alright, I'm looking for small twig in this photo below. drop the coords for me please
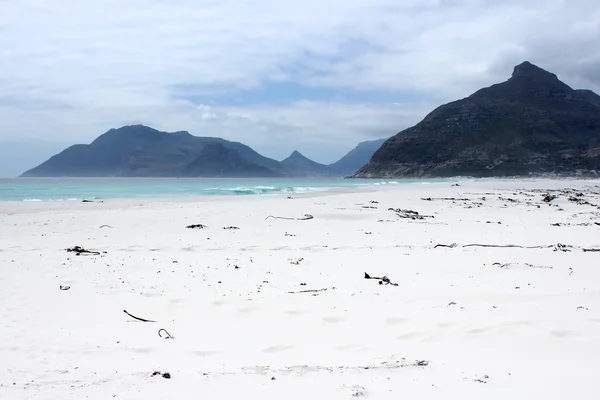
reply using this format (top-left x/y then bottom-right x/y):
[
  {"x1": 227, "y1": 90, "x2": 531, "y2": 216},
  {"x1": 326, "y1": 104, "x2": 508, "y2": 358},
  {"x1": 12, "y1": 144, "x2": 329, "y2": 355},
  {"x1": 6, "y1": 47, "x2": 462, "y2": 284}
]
[
  {"x1": 186, "y1": 224, "x2": 207, "y2": 229},
  {"x1": 99, "y1": 225, "x2": 113, "y2": 229},
  {"x1": 158, "y1": 328, "x2": 174, "y2": 339},
  {"x1": 123, "y1": 309, "x2": 156, "y2": 322},
  {"x1": 266, "y1": 214, "x2": 314, "y2": 221},
  {"x1": 288, "y1": 287, "x2": 334, "y2": 294}
]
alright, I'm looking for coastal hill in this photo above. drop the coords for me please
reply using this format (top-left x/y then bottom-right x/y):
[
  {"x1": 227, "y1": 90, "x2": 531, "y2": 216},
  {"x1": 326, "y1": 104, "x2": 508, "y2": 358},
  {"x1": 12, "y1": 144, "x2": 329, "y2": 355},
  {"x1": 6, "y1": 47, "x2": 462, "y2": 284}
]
[
  {"x1": 281, "y1": 150, "x2": 332, "y2": 177},
  {"x1": 328, "y1": 138, "x2": 388, "y2": 176},
  {"x1": 21, "y1": 125, "x2": 385, "y2": 178},
  {"x1": 354, "y1": 61, "x2": 600, "y2": 177}
]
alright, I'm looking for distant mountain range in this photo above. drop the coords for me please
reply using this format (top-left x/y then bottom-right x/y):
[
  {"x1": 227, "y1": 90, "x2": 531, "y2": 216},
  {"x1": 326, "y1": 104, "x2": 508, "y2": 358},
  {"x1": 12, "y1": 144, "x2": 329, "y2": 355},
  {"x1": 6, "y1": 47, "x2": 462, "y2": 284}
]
[
  {"x1": 354, "y1": 61, "x2": 600, "y2": 177},
  {"x1": 21, "y1": 125, "x2": 388, "y2": 178}
]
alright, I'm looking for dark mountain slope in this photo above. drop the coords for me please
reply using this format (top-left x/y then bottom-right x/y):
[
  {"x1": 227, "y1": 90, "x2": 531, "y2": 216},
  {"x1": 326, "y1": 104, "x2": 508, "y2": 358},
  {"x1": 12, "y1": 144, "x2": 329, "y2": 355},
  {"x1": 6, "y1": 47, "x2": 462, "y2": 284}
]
[
  {"x1": 328, "y1": 138, "x2": 388, "y2": 176},
  {"x1": 22, "y1": 125, "x2": 283, "y2": 177},
  {"x1": 280, "y1": 150, "x2": 334, "y2": 177},
  {"x1": 354, "y1": 62, "x2": 600, "y2": 178}
]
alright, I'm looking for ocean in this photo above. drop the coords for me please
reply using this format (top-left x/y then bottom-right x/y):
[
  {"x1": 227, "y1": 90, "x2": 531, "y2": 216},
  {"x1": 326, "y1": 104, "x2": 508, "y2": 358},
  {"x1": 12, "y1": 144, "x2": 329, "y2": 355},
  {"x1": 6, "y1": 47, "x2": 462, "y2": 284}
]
[{"x1": 0, "y1": 177, "x2": 462, "y2": 202}]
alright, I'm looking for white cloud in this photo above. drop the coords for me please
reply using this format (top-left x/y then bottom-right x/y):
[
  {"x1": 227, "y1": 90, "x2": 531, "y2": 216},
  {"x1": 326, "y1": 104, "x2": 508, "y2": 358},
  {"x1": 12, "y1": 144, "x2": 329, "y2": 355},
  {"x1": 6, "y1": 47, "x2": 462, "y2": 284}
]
[{"x1": 0, "y1": 0, "x2": 598, "y2": 167}]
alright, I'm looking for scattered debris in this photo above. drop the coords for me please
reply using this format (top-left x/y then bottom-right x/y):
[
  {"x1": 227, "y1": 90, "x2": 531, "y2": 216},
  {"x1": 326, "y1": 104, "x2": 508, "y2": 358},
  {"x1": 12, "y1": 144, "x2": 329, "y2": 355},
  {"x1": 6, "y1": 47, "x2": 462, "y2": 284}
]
[
  {"x1": 158, "y1": 328, "x2": 174, "y2": 339},
  {"x1": 152, "y1": 371, "x2": 171, "y2": 379},
  {"x1": 492, "y1": 262, "x2": 553, "y2": 269},
  {"x1": 364, "y1": 272, "x2": 399, "y2": 286},
  {"x1": 123, "y1": 309, "x2": 156, "y2": 323},
  {"x1": 59, "y1": 285, "x2": 71, "y2": 291},
  {"x1": 266, "y1": 214, "x2": 314, "y2": 221},
  {"x1": 288, "y1": 257, "x2": 304, "y2": 265},
  {"x1": 542, "y1": 194, "x2": 557, "y2": 203},
  {"x1": 186, "y1": 224, "x2": 207, "y2": 229},
  {"x1": 416, "y1": 360, "x2": 429, "y2": 366},
  {"x1": 223, "y1": 226, "x2": 240, "y2": 230},
  {"x1": 422, "y1": 197, "x2": 470, "y2": 201},
  {"x1": 369, "y1": 200, "x2": 379, "y2": 204},
  {"x1": 577, "y1": 306, "x2": 589, "y2": 311},
  {"x1": 66, "y1": 246, "x2": 101, "y2": 255}
]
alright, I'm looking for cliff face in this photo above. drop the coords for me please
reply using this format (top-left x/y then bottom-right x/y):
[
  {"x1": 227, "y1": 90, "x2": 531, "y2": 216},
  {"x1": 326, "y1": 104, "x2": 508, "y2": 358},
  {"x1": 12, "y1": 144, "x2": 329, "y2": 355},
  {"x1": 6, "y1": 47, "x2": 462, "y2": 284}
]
[{"x1": 354, "y1": 62, "x2": 600, "y2": 178}]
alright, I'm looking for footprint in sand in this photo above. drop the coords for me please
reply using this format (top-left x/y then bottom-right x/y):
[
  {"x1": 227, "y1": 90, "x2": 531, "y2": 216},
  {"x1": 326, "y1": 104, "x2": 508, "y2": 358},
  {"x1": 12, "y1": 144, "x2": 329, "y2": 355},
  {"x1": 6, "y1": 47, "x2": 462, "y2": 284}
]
[
  {"x1": 550, "y1": 330, "x2": 583, "y2": 339},
  {"x1": 262, "y1": 345, "x2": 294, "y2": 353},
  {"x1": 237, "y1": 307, "x2": 256, "y2": 315},
  {"x1": 396, "y1": 331, "x2": 435, "y2": 341},
  {"x1": 385, "y1": 317, "x2": 409, "y2": 325},
  {"x1": 193, "y1": 350, "x2": 222, "y2": 357},
  {"x1": 322, "y1": 316, "x2": 346, "y2": 324}
]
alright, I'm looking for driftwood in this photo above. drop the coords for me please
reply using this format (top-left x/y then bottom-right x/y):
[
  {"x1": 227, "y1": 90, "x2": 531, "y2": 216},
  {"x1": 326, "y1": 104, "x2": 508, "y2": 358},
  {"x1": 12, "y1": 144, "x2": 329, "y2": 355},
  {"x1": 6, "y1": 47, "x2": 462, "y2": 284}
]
[
  {"x1": 158, "y1": 328, "x2": 174, "y2": 339},
  {"x1": 99, "y1": 225, "x2": 113, "y2": 229},
  {"x1": 186, "y1": 224, "x2": 207, "y2": 229},
  {"x1": 364, "y1": 272, "x2": 399, "y2": 286},
  {"x1": 388, "y1": 208, "x2": 434, "y2": 220},
  {"x1": 288, "y1": 287, "x2": 334, "y2": 294},
  {"x1": 266, "y1": 214, "x2": 314, "y2": 221},
  {"x1": 422, "y1": 197, "x2": 470, "y2": 201},
  {"x1": 223, "y1": 226, "x2": 240, "y2": 230},
  {"x1": 434, "y1": 243, "x2": 576, "y2": 252},
  {"x1": 583, "y1": 248, "x2": 600, "y2": 252},
  {"x1": 123, "y1": 309, "x2": 155, "y2": 322},
  {"x1": 66, "y1": 246, "x2": 101, "y2": 255}
]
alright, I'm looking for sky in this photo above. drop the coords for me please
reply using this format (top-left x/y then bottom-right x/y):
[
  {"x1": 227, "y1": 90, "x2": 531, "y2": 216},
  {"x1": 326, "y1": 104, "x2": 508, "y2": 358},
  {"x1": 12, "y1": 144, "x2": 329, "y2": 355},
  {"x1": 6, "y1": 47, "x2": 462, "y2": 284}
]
[{"x1": 1, "y1": 0, "x2": 599, "y2": 176}]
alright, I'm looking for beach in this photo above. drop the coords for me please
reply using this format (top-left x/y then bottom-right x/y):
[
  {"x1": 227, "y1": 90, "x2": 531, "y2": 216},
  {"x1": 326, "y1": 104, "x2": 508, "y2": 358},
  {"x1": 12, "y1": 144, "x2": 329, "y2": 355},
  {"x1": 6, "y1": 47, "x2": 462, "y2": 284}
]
[{"x1": 1, "y1": 179, "x2": 600, "y2": 399}]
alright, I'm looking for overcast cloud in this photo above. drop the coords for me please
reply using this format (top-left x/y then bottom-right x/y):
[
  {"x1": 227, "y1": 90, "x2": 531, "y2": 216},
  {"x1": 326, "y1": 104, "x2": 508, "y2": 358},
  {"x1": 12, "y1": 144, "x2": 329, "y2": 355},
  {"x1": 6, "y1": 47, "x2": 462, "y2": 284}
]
[{"x1": 0, "y1": 0, "x2": 599, "y2": 175}]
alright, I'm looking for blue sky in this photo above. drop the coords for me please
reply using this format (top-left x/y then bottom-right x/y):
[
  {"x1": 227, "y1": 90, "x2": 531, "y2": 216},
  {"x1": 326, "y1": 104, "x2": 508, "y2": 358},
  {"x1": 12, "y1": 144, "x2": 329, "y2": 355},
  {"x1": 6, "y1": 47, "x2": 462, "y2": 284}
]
[{"x1": 0, "y1": 0, "x2": 599, "y2": 176}]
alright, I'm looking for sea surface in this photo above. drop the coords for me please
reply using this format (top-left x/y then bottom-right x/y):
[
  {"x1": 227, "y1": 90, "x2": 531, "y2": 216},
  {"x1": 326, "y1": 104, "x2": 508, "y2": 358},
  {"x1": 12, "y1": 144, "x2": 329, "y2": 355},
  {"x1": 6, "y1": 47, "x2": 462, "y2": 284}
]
[{"x1": 0, "y1": 177, "x2": 463, "y2": 202}]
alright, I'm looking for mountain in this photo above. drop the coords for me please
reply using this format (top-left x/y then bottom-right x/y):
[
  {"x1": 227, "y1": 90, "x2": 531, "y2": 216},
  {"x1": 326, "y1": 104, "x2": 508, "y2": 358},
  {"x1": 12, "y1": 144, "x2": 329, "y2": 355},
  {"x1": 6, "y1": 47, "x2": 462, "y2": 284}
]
[
  {"x1": 354, "y1": 61, "x2": 600, "y2": 178},
  {"x1": 22, "y1": 125, "x2": 284, "y2": 177},
  {"x1": 184, "y1": 143, "x2": 279, "y2": 177},
  {"x1": 280, "y1": 150, "x2": 333, "y2": 177},
  {"x1": 328, "y1": 138, "x2": 388, "y2": 176}
]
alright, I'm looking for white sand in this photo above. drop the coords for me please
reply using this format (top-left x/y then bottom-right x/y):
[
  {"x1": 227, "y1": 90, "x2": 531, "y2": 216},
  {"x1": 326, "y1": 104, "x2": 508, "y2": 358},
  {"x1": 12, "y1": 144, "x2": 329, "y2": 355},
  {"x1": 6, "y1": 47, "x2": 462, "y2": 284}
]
[{"x1": 1, "y1": 179, "x2": 600, "y2": 399}]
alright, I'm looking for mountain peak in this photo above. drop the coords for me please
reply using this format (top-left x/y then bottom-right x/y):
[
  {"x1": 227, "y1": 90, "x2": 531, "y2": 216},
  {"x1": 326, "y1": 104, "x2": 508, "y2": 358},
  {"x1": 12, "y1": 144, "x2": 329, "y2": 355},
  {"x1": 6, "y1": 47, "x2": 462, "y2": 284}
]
[{"x1": 511, "y1": 61, "x2": 559, "y2": 81}]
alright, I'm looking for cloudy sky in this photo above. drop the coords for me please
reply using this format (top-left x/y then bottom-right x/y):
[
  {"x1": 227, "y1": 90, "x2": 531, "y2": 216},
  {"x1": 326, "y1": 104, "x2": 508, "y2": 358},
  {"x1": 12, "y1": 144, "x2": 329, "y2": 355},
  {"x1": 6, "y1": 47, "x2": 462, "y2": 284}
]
[{"x1": 1, "y1": 0, "x2": 599, "y2": 176}]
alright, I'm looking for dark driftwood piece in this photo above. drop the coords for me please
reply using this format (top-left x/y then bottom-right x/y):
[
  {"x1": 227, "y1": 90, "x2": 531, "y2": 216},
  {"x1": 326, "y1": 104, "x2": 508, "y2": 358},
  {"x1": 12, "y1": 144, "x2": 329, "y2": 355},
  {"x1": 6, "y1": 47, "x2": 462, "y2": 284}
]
[
  {"x1": 288, "y1": 287, "x2": 334, "y2": 294},
  {"x1": 266, "y1": 214, "x2": 314, "y2": 221},
  {"x1": 364, "y1": 272, "x2": 399, "y2": 286},
  {"x1": 434, "y1": 243, "x2": 576, "y2": 252},
  {"x1": 422, "y1": 197, "x2": 470, "y2": 201},
  {"x1": 388, "y1": 208, "x2": 434, "y2": 220},
  {"x1": 123, "y1": 309, "x2": 156, "y2": 322},
  {"x1": 66, "y1": 246, "x2": 101, "y2": 255},
  {"x1": 223, "y1": 226, "x2": 240, "y2": 230},
  {"x1": 186, "y1": 224, "x2": 207, "y2": 229},
  {"x1": 583, "y1": 248, "x2": 600, "y2": 252}
]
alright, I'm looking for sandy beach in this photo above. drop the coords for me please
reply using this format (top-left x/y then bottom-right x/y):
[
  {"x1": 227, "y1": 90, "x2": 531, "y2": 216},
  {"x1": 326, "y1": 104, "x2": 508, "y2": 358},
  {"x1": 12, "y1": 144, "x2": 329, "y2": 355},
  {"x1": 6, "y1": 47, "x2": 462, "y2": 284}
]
[{"x1": 1, "y1": 179, "x2": 600, "y2": 399}]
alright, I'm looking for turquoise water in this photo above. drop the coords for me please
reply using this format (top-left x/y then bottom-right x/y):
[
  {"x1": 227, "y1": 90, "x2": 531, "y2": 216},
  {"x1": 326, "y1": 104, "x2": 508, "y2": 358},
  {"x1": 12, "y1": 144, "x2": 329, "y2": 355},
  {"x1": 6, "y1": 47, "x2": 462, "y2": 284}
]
[{"x1": 0, "y1": 177, "x2": 460, "y2": 202}]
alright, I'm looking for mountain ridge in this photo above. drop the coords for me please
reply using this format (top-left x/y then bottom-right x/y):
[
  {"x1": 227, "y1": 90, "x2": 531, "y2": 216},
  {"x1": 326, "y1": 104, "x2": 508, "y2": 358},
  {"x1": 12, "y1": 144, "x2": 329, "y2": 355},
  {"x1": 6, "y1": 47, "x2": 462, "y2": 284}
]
[
  {"x1": 21, "y1": 125, "x2": 385, "y2": 178},
  {"x1": 354, "y1": 61, "x2": 600, "y2": 178}
]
